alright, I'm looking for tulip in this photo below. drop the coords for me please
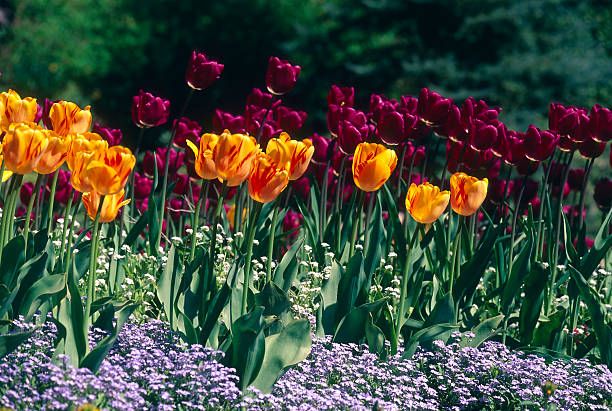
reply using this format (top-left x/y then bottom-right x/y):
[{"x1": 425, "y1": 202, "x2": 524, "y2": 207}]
[
  {"x1": 578, "y1": 135, "x2": 606, "y2": 159},
  {"x1": 92, "y1": 123, "x2": 123, "y2": 146},
  {"x1": 131, "y1": 90, "x2": 170, "y2": 128},
  {"x1": 20, "y1": 182, "x2": 35, "y2": 206},
  {"x1": 512, "y1": 177, "x2": 538, "y2": 205},
  {"x1": 265, "y1": 133, "x2": 291, "y2": 170},
  {"x1": 215, "y1": 131, "x2": 259, "y2": 186},
  {"x1": 246, "y1": 88, "x2": 275, "y2": 109},
  {"x1": 187, "y1": 132, "x2": 219, "y2": 180},
  {"x1": 405, "y1": 182, "x2": 450, "y2": 224},
  {"x1": 417, "y1": 88, "x2": 452, "y2": 126},
  {"x1": 0, "y1": 90, "x2": 38, "y2": 131},
  {"x1": 567, "y1": 169, "x2": 585, "y2": 191},
  {"x1": 310, "y1": 133, "x2": 331, "y2": 165},
  {"x1": 86, "y1": 145, "x2": 135, "y2": 196},
  {"x1": 523, "y1": 125, "x2": 559, "y2": 161},
  {"x1": 337, "y1": 110, "x2": 371, "y2": 155},
  {"x1": 71, "y1": 150, "x2": 103, "y2": 193},
  {"x1": 133, "y1": 172, "x2": 153, "y2": 199},
  {"x1": 594, "y1": 178, "x2": 612, "y2": 209},
  {"x1": 589, "y1": 104, "x2": 612, "y2": 143},
  {"x1": 369, "y1": 94, "x2": 399, "y2": 124},
  {"x1": 82, "y1": 189, "x2": 130, "y2": 223},
  {"x1": 327, "y1": 85, "x2": 354, "y2": 107},
  {"x1": 468, "y1": 119, "x2": 498, "y2": 152},
  {"x1": 450, "y1": 172, "x2": 488, "y2": 216},
  {"x1": 49, "y1": 100, "x2": 92, "y2": 136},
  {"x1": 0, "y1": 143, "x2": 13, "y2": 182},
  {"x1": 293, "y1": 176, "x2": 310, "y2": 202},
  {"x1": 248, "y1": 152, "x2": 289, "y2": 203},
  {"x1": 265, "y1": 56, "x2": 301, "y2": 95},
  {"x1": 2, "y1": 123, "x2": 49, "y2": 174},
  {"x1": 34, "y1": 130, "x2": 71, "y2": 174},
  {"x1": 213, "y1": 110, "x2": 245, "y2": 134},
  {"x1": 503, "y1": 132, "x2": 526, "y2": 167},
  {"x1": 282, "y1": 210, "x2": 303, "y2": 240},
  {"x1": 142, "y1": 147, "x2": 184, "y2": 177},
  {"x1": 378, "y1": 110, "x2": 418, "y2": 145},
  {"x1": 549, "y1": 103, "x2": 590, "y2": 143},
  {"x1": 276, "y1": 106, "x2": 307, "y2": 133},
  {"x1": 488, "y1": 178, "x2": 514, "y2": 205},
  {"x1": 352, "y1": 142, "x2": 398, "y2": 192},
  {"x1": 185, "y1": 51, "x2": 224, "y2": 90},
  {"x1": 172, "y1": 117, "x2": 202, "y2": 149},
  {"x1": 273, "y1": 132, "x2": 314, "y2": 180},
  {"x1": 67, "y1": 132, "x2": 107, "y2": 171}
]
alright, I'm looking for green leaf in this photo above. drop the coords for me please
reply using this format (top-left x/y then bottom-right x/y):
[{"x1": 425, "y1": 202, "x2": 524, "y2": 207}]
[
  {"x1": 568, "y1": 265, "x2": 612, "y2": 369},
  {"x1": 199, "y1": 283, "x2": 230, "y2": 346},
  {"x1": 80, "y1": 301, "x2": 139, "y2": 373},
  {"x1": 561, "y1": 213, "x2": 578, "y2": 264},
  {"x1": 365, "y1": 312, "x2": 386, "y2": 355},
  {"x1": 19, "y1": 274, "x2": 65, "y2": 322},
  {"x1": 272, "y1": 237, "x2": 303, "y2": 293},
  {"x1": 424, "y1": 293, "x2": 456, "y2": 327},
  {"x1": 255, "y1": 282, "x2": 291, "y2": 319},
  {"x1": 402, "y1": 323, "x2": 458, "y2": 359},
  {"x1": 157, "y1": 245, "x2": 181, "y2": 328},
  {"x1": 0, "y1": 235, "x2": 26, "y2": 289},
  {"x1": 461, "y1": 315, "x2": 504, "y2": 348},
  {"x1": 533, "y1": 308, "x2": 566, "y2": 349},
  {"x1": 0, "y1": 328, "x2": 35, "y2": 358},
  {"x1": 578, "y1": 208, "x2": 612, "y2": 279},
  {"x1": 319, "y1": 259, "x2": 342, "y2": 335},
  {"x1": 123, "y1": 211, "x2": 148, "y2": 247},
  {"x1": 230, "y1": 307, "x2": 266, "y2": 390},
  {"x1": 251, "y1": 319, "x2": 312, "y2": 393},
  {"x1": 381, "y1": 184, "x2": 406, "y2": 256},
  {"x1": 519, "y1": 263, "x2": 549, "y2": 345},
  {"x1": 363, "y1": 196, "x2": 383, "y2": 295},
  {"x1": 501, "y1": 234, "x2": 534, "y2": 315},
  {"x1": 333, "y1": 298, "x2": 388, "y2": 343},
  {"x1": 334, "y1": 252, "x2": 366, "y2": 326}
]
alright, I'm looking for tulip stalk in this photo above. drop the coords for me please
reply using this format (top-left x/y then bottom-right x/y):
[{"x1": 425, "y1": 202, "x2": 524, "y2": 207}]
[
  {"x1": 349, "y1": 190, "x2": 366, "y2": 258},
  {"x1": 242, "y1": 202, "x2": 263, "y2": 315},
  {"x1": 47, "y1": 170, "x2": 60, "y2": 232},
  {"x1": 84, "y1": 194, "x2": 105, "y2": 352},
  {"x1": 507, "y1": 175, "x2": 528, "y2": 279},
  {"x1": 395, "y1": 226, "x2": 421, "y2": 347},
  {"x1": 23, "y1": 174, "x2": 43, "y2": 254},
  {"x1": 363, "y1": 192, "x2": 376, "y2": 255},
  {"x1": 189, "y1": 179, "x2": 207, "y2": 261},
  {"x1": 335, "y1": 157, "x2": 347, "y2": 250},
  {"x1": 265, "y1": 201, "x2": 280, "y2": 284},
  {"x1": 536, "y1": 155, "x2": 556, "y2": 260},
  {"x1": 207, "y1": 182, "x2": 229, "y2": 281},
  {"x1": 64, "y1": 194, "x2": 82, "y2": 274},
  {"x1": 319, "y1": 161, "x2": 331, "y2": 242},
  {"x1": 576, "y1": 158, "x2": 595, "y2": 236}
]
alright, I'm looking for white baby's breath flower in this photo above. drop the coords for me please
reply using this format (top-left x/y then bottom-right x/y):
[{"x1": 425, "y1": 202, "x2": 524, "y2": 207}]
[
  {"x1": 185, "y1": 228, "x2": 194, "y2": 235},
  {"x1": 388, "y1": 252, "x2": 397, "y2": 258},
  {"x1": 321, "y1": 242, "x2": 330, "y2": 248},
  {"x1": 355, "y1": 244, "x2": 363, "y2": 251},
  {"x1": 304, "y1": 245, "x2": 312, "y2": 253},
  {"x1": 252, "y1": 239, "x2": 260, "y2": 246},
  {"x1": 234, "y1": 231, "x2": 244, "y2": 238}
]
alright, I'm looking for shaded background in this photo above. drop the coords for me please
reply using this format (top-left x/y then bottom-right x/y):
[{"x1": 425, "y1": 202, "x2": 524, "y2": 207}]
[{"x1": 0, "y1": 0, "x2": 611, "y2": 149}]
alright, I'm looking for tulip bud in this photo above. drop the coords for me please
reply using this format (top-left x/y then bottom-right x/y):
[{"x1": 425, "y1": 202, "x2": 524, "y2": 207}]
[
  {"x1": 589, "y1": 104, "x2": 612, "y2": 143},
  {"x1": 352, "y1": 142, "x2": 398, "y2": 192},
  {"x1": 172, "y1": 117, "x2": 201, "y2": 149},
  {"x1": 143, "y1": 147, "x2": 184, "y2": 177},
  {"x1": 310, "y1": 133, "x2": 331, "y2": 165},
  {"x1": 333, "y1": 108, "x2": 369, "y2": 154},
  {"x1": 274, "y1": 133, "x2": 314, "y2": 180},
  {"x1": 512, "y1": 178, "x2": 538, "y2": 205},
  {"x1": 503, "y1": 132, "x2": 525, "y2": 167},
  {"x1": 131, "y1": 90, "x2": 170, "y2": 128},
  {"x1": 450, "y1": 172, "x2": 488, "y2": 216},
  {"x1": 369, "y1": 94, "x2": 399, "y2": 124},
  {"x1": 567, "y1": 169, "x2": 585, "y2": 192},
  {"x1": 282, "y1": 210, "x2": 303, "y2": 240},
  {"x1": 405, "y1": 182, "x2": 450, "y2": 224},
  {"x1": 35, "y1": 130, "x2": 71, "y2": 174},
  {"x1": 186, "y1": 133, "x2": 219, "y2": 180},
  {"x1": 20, "y1": 182, "x2": 35, "y2": 206},
  {"x1": 578, "y1": 135, "x2": 606, "y2": 159},
  {"x1": 185, "y1": 51, "x2": 224, "y2": 90},
  {"x1": 265, "y1": 56, "x2": 301, "y2": 95},
  {"x1": 92, "y1": 123, "x2": 123, "y2": 147},
  {"x1": 488, "y1": 178, "x2": 514, "y2": 205},
  {"x1": 417, "y1": 88, "x2": 452, "y2": 126},
  {"x1": 327, "y1": 85, "x2": 354, "y2": 107},
  {"x1": 292, "y1": 177, "x2": 310, "y2": 202},
  {"x1": 594, "y1": 178, "x2": 612, "y2": 209},
  {"x1": 523, "y1": 125, "x2": 559, "y2": 161}
]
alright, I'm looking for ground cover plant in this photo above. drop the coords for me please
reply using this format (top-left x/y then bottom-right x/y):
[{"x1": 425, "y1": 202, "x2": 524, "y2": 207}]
[{"x1": 0, "y1": 52, "x2": 611, "y2": 409}]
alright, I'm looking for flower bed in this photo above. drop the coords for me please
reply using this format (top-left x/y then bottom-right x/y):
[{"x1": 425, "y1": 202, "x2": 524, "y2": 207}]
[{"x1": 2, "y1": 319, "x2": 611, "y2": 410}]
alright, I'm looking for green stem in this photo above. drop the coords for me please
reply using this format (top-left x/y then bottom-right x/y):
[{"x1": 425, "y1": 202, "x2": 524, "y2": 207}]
[
  {"x1": 47, "y1": 170, "x2": 60, "y2": 233},
  {"x1": 449, "y1": 218, "x2": 462, "y2": 296},
  {"x1": 84, "y1": 194, "x2": 105, "y2": 353},
  {"x1": 395, "y1": 226, "x2": 420, "y2": 346},
  {"x1": 508, "y1": 176, "x2": 528, "y2": 279},
  {"x1": 130, "y1": 127, "x2": 146, "y2": 220},
  {"x1": 64, "y1": 194, "x2": 82, "y2": 274},
  {"x1": 319, "y1": 161, "x2": 330, "y2": 241},
  {"x1": 242, "y1": 202, "x2": 263, "y2": 315},
  {"x1": 189, "y1": 179, "x2": 208, "y2": 261},
  {"x1": 364, "y1": 192, "x2": 376, "y2": 255},
  {"x1": 349, "y1": 191, "x2": 366, "y2": 258},
  {"x1": 24, "y1": 174, "x2": 43, "y2": 255},
  {"x1": 576, "y1": 157, "x2": 595, "y2": 235},
  {"x1": 536, "y1": 155, "x2": 555, "y2": 260},
  {"x1": 58, "y1": 191, "x2": 74, "y2": 266},
  {"x1": 335, "y1": 157, "x2": 347, "y2": 251},
  {"x1": 208, "y1": 182, "x2": 229, "y2": 280},
  {"x1": 266, "y1": 201, "x2": 280, "y2": 284},
  {"x1": 395, "y1": 143, "x2": 408, "y2": 206},
  {"x1": 5, "y1": 175, "x2": 23, "y2": 248}
]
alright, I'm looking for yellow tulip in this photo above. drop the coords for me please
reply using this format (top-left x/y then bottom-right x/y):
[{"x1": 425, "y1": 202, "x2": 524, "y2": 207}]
[
  {"x1": 67, "y1": 132, "x2": 107, "y2": 171},
  {"x1": 49, "y1": 101, "x2": 92, "y2": 136},
  {"x1": 0, "y1": 90, "x2": 38, "y2": 132},
  {"x1": 265, "y1": 133, "x2": 291, "y2": 170},
  {"x1": 270, "y1": 132, "x2": 314, "y2": 180},
  {"x1": 71, "y1": 150, "x2": 102, "y2": 193},
  {"x1": 2, "y1": 123, "x2": 49, "y2": 174},
  {"x1": 248, "y1": 152, "x2": 289, "y2": 203},
  {"x1": 0, "y1": 143, "x2": 13, "y2": 182},
  {"x1": 82, "y1": 189, "x2": 130, "y2": 223},
  {"x1": 352, "y1": 142, "x2": 398, "y2": 192},
  {"x1": 86, "y1": 146, "x2": 135, "y2": 196},
  {"x1": 34, "y1": 131, "x2": 72, "y2": 174},
  {"x1": 405, "y1": 182, "x2": 450, "y2": 224},
  {"x1": 215, "y1": 130, "x2": 259, "y2": 186},
  {"x1": 186, "y1": 133, "x2": 219, "y2": 179},
  {"x1": 450, "y1": 172, "x2": 488, "y2": 216}
]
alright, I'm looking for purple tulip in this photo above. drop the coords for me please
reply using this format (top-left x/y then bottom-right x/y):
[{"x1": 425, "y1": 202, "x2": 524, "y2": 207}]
[
  {"x1": 276, "y1": 106, "x2": 307, "y2": 133},
  {"x1": 578, "y1": 135, "x2": 607, "y2": 159},
  {"x1": 567, "y1": 168, "x2": 585, "y2": 191},
  {"x1": 246, "y1": 88, "x2": 276, "y2": 109},
  {"x1": 132, "y1": 90, "x2": 170, "y2": 128},
  {"x1": 589, "y1": 104, "x2": 612, "y2": 143},
  {"x1": 417, "y1": 88, "x2": 452, "y2": 126},
  {"x1": 172, "y1": 117, "x2": 201, "y2": 149},
  {"x1": 185, "y1": 51, "x2": 224, "y2": 90},
  {"x1": 212, "y1": 110, "x2": 245, "y2": 134},
  {"x1": 265, "y1": 56, "x2": 301, "y2": 95},
  {"x1": 523, "y1": 125, "x2": 558, "y2": 161},
  {"x1": 594, "y1": 178, "x2": 612, "y2": 209},
  {"x1": 93, "y1": 123, "x2": 123, "y2": 147},
  {"x1": 327, "y1": 85, "x2": 354, "y2": 107},
  {"x1": 549, "y1": 103, "x2": 590, "y2": 143},
  {"x1": 378, "y1": 110, "x2": 418, "y2": 145}
]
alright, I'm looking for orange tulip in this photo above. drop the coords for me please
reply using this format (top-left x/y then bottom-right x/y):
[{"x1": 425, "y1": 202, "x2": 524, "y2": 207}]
[
  {"x1": 71, "y1": 150, "x2": 104, "y2": 193},
  {"x1": 450, "y1": 172, "x2": 488, "y2": 216},
  {"x1": 0, "y1": 90, "x2": 38, "y2": 132},
  {"x1": 82, "y1": 189, "x2": 130, "y2": 223},
  {"x1": 248, "y1": 152, "x2": 289, "y2": 203},
  {"x1": 187, "y1": 133, "x2": 219, "y2": 179},
  {"x1": 0, "y1": 143, "x2": 13, "y2": 182},
  {"x1": 405, "y1": 182, "x2": 450, "y2": 224},
  {"x1": 269, "y1": 132, "x2": 313, "y2": 180},
  {"x1": 86, "y1": 146, "x2": 136, "y2": 196},
  {"x1": 352, "y1": 142, "x2": 398, "y2": 192},
  {"x1": 34, "y1": 131, "x2": 72, "y2": 174},
  {"x1": 2, "y1": 123, "x2": 49, "y2": 174},
  {"x1": 214, "y1": 130, "x2": 259, "y2": 186},
  {"x1": 49, "y1": 101, "x2": 92, "y2": 136},
  {"x1": 67, "y1": 132, "x2": 107, "y2": 171},
  {"x1": 265, "y1": 133, "x2": 291, "y2": 171}
]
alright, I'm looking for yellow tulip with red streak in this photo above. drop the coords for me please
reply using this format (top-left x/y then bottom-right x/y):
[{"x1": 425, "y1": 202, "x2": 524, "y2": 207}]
[
  {"x1": 405, "y1": 182, "x2": 450, "y2": 224},
  {"x1": 186, "y1": 133, "x2": 219, "y2": 179},
  {"x1": 214, "y1": 130, "x2": 259, "y2": 186},
  {"x1": 86, "y1": 146, "x2": 136, "y2": 196},
  {"x1": 82, "y1": 189, "x2": 130, "y2": 223},
  {"x1": 270, "y1": 132, "x2": 313, "y2": 180},
  {"x1": 49, "y1": 101, "x2": 92, "y2": 136},
  {"x1": 0, "y1": 90, "x2": 38, "y2": 132},
  {"x1": 450, "y1": 172, "x2": 488, "y2": 216},
  {"x1": 2, "y1": 123, "x2": 49, "y2": 174},
  {"x1": 248, "y1": 152, "x2": 290, "y2": 203},
  {"x1": 35, "y1": 131, "x2": 72, "y2": 174},
  {"x1": 352, "y1": 142, "x2": 398, "y2": 192}
]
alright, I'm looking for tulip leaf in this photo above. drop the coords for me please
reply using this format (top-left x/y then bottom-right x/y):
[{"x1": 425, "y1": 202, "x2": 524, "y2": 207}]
[
  {"x1": 199, "y1": 283, "x2": 230, "y2": 346},
  {"x1": 381, "y1": 184, "x2": 406, "y2": 255},
  {"x1": 519, "y1": 263, "x2": 549, "y2": 345},
  {"x1": 365, "y1": 312, "x2": 386, "y2": 355},
  {"x1": 230, "y1": 307, "x2": 266, "y2": 390},
  {"x1": 123, "y1": 211, "x2": 148, "y2": 247},
  {"x1": 363, "y1": 196, "x2": 383, "y2": 295},
  {"x1": 273, "y1": 237, "x2": 303, "y2": 293},
  {"x1": 333, "y1": 298, "x2": 388, "y2": 344},
  {"x1": 578, "y1": 207, "x2": 612, "y2": 280},
  {"x1": 461, "y1": 314, "x2": 504, "y2": 348},
  {"x1": 501, "y1": 233, "x2": 534, "y2": 315},
  {"x1": 251, "y1": 319, "x2": 312, "y2": 393},
  {"x1": 0, "y1": 328, "x2": 36, "y2": 359},
  {"x1": 319, "y1": 259, "x2": 342, "y2": 335},
  {"x1": 19, "y1": 273, "x2": 65, "y2": 322},
  {"x1": 334, "y1": 252, "x2": 365, "y2": 327},
  {"x1": 255, "y1": 281, "x2": 291, "y2": 319},
  {"x1": 402, "y1": 323, "x2": 459, "y2": 359},
  {"x1": 0, "y1": 235, "x2": 26, "y2": 289},
  {"x1": 424, "y1": 293, "x2": 456, "y2": 327}
]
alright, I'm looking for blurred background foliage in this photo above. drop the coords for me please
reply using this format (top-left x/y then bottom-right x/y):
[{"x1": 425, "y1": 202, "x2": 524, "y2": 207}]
[{"x1": 0, "y1": 0, "x2": 611, "y2": 148}]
